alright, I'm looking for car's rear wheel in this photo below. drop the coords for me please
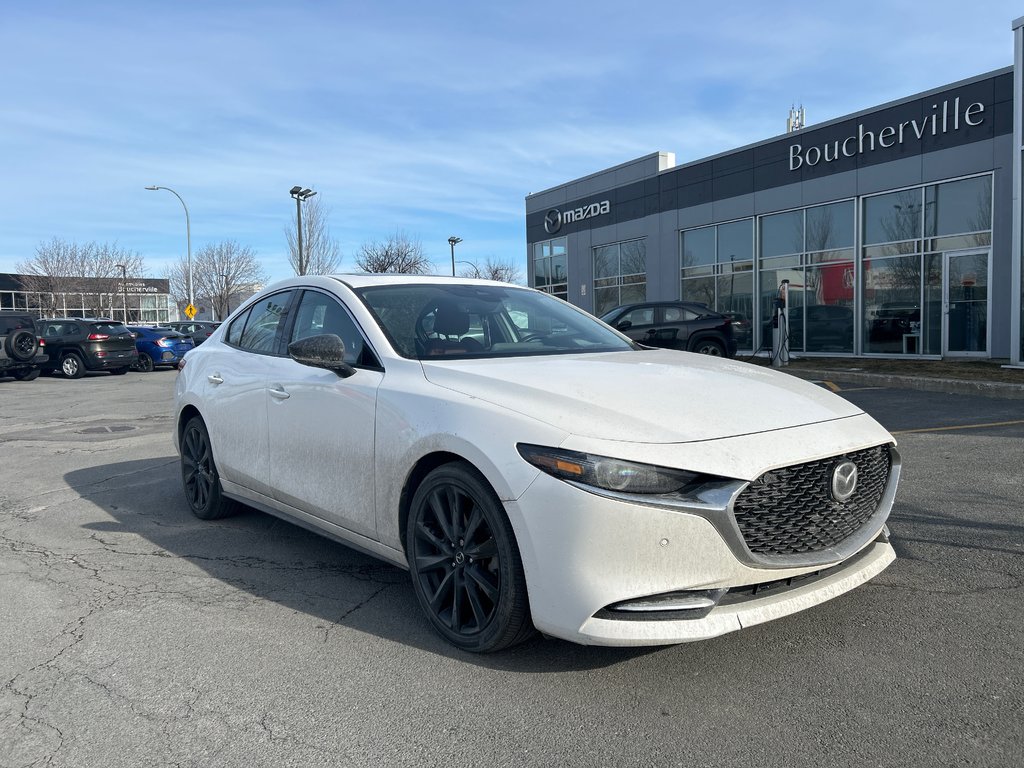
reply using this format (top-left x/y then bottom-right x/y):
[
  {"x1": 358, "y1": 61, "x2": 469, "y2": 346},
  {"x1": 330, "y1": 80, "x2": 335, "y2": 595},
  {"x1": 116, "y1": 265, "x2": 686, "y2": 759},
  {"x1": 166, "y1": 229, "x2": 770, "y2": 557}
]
[
  {"x1": 692, "y1": 338, "x2": 725, "y2": 356},
  {"x1": 406, "y1": 462, "x2": 533, "y2": 652},
  {"x1": 12, "y1": 368, "x2": 41, "y2": 381},
  {"x1": 61, "y1": 352, "x2": 85, "y2": 378},
  {"x1": 136, "y1": 352, "x2": 154, "y2": 373},
  {"x1": 180, "y1": 416, "x2": 239, "y2": 520}
]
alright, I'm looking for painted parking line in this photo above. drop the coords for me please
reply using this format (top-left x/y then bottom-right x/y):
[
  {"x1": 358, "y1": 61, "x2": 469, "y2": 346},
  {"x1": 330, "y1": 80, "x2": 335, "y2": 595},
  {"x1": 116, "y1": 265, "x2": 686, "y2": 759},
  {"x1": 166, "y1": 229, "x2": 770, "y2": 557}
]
[{"x1": 893, "y1": 419, "x2": 1024, "y2": 435}]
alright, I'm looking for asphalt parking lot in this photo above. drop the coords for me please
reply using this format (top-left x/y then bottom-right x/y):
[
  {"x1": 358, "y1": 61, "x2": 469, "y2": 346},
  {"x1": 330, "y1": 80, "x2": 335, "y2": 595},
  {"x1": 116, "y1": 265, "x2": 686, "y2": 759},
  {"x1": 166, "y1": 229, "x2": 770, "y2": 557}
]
[{"x1": 1, "y1": 370, "x2": 1021, "y2": 767}]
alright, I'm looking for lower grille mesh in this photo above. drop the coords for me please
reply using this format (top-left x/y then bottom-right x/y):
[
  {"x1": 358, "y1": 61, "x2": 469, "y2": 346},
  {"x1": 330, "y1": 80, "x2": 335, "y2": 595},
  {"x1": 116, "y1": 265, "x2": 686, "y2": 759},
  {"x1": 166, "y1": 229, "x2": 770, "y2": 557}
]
[{"x1": 732, "y1": 445, "x2": 892, "y2": 556}]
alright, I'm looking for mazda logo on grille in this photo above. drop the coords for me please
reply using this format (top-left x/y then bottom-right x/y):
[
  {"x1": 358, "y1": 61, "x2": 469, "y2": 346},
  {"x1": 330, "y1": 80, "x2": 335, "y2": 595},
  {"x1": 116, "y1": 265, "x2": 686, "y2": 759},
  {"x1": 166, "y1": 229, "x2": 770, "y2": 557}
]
[
  {"x1": 543, "y1": 209, "x2": 562, "y2": 234},
  {"x1": 830, "y1": 460, "x2": 858, "y2": 501}
]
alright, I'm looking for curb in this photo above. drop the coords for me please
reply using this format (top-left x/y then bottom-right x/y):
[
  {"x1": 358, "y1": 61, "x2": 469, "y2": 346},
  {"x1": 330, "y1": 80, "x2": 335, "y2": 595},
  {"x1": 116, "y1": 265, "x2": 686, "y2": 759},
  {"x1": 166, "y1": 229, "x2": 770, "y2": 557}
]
[{"x1": 780, "y1": 368, "x2": 1024, "y2": 400}]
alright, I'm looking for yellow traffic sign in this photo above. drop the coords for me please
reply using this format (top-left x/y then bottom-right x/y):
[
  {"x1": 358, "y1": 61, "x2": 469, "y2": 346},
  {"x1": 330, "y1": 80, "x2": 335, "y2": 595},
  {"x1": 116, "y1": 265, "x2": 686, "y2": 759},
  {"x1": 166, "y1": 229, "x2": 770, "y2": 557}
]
[{"x1": 185, "y1": 303, "x2": 197, "y2": 319}]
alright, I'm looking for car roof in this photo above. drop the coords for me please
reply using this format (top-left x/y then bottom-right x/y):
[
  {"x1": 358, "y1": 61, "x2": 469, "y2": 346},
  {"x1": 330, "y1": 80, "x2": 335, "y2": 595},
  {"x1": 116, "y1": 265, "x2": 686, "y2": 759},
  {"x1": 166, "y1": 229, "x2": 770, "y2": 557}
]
[{"x1": 328, "y1": 274, "x2": 518, "y2": 290}]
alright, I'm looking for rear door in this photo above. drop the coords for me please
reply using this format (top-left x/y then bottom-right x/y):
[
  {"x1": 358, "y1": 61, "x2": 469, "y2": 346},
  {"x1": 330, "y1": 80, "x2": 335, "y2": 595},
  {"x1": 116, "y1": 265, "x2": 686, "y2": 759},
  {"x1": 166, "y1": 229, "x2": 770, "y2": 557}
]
[{"x1": 201, "y1": 291, "x2": 295, "y2": 498}]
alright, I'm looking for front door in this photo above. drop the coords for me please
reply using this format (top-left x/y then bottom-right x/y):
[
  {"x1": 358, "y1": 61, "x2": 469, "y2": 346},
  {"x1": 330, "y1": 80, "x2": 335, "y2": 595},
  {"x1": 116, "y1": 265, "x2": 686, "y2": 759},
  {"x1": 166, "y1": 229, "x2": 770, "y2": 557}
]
[{"x1": 943, "y1": 250, "x2": 989, "y2": 357}]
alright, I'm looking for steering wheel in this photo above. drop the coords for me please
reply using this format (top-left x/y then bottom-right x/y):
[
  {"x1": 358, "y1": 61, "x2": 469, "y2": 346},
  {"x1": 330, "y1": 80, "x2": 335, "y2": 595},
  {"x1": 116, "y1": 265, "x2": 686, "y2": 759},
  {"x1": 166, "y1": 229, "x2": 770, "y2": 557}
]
[{"x1": 517, "y1": 330, "x2": 550, "y2": 343}]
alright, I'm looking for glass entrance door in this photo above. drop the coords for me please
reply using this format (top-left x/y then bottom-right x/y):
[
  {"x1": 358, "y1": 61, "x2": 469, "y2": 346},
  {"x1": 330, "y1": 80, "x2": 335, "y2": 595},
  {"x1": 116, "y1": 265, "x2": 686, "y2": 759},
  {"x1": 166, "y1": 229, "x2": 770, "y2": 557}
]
[{"x1": 943, "y1": 250, "x2": 989, "y2": 356}]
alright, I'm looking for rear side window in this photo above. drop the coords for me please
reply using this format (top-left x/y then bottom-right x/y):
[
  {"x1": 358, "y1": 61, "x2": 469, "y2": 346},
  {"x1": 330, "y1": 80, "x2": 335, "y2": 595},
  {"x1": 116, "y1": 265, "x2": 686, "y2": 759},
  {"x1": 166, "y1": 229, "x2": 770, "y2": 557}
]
[{"x1": 233, "y1": 291, "x2": 294, "y2": 354}]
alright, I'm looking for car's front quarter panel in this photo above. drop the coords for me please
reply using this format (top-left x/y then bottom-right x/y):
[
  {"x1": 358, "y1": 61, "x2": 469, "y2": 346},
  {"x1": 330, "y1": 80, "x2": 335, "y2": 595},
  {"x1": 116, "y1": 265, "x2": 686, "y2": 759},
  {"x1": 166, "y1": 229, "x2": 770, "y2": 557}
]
[{"x1": 371, "y1": 359, "x2": 569, "y2": 552}]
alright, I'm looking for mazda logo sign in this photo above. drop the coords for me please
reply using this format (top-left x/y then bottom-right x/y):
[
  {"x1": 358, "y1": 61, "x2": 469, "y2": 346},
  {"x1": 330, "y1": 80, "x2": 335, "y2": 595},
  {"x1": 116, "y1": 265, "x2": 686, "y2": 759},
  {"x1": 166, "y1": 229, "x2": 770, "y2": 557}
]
[
  {"x1": 830, "y1": 460, "x2": 858, "y2": 502},
  {"x1": 544, "y1": 209, "x2": 562, "y2": 234}
]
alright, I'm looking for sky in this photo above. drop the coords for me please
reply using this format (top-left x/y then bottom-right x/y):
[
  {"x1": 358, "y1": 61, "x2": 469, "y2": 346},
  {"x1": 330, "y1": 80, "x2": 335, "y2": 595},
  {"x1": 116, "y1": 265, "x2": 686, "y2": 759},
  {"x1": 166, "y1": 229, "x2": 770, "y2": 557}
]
[{"x1": 2, "y1": 1, "x2": 1022, "y2": 288}]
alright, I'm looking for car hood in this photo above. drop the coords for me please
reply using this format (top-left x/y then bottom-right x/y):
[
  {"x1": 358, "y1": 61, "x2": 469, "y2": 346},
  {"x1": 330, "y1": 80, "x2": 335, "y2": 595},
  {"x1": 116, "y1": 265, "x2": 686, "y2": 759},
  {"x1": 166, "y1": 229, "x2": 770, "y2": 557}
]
[{"x1": 420, "y1": 349, "x2": 863, "y2": 443}]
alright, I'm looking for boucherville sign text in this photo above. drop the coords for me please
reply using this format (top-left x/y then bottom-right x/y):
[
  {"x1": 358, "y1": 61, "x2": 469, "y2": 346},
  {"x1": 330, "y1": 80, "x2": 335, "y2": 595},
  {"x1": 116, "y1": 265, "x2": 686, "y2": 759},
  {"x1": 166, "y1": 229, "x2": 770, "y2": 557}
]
[{"x1": 789, "y1": 97, "x2": 985, "y2": 171}]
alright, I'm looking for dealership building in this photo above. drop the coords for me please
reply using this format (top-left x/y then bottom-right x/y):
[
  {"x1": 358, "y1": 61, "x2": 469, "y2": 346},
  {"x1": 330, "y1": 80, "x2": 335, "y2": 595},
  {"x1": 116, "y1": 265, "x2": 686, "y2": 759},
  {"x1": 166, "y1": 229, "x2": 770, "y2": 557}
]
[{"x1": 526, "y1": 19, "x2": 1024, "y2": 366}]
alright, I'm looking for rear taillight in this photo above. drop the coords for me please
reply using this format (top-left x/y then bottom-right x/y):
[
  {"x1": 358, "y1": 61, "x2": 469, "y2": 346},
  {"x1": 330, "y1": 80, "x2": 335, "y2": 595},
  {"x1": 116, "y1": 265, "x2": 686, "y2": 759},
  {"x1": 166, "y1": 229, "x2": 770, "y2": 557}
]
[
  {"x1": 38, "y1": 338, "x2": 45, "y2": 347},
  {"x1": 157, "y1": 337, "x2": 174, "y2": 347},
  {"x1": 87, "y1": 333, "x2": 109, "y2": 341}
]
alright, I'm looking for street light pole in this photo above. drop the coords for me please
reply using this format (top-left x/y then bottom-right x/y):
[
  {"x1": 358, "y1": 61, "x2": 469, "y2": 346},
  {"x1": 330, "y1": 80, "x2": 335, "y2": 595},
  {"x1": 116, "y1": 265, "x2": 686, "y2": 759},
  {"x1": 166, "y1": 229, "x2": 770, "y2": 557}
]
[
  {"x1": 448, "y1": 236, "x2": 462, "y2": 276},
  {"x1": 289, "y1": 186, "x2": 317, "y2": 275},
  {"x1": 145, "y1": 185, "x2": 193, "y2": 312},
  {"x1": 220, "y1": 273, "x2": 229, "y2": 318},
  {"x1": 115, "y1": 263, "x2": 128, "y2": 324}
]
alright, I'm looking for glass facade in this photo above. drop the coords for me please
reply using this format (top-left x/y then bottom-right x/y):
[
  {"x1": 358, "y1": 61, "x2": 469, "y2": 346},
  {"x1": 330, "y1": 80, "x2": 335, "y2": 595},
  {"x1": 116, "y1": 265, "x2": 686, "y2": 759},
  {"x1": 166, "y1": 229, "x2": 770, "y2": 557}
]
[
  {"x1": 0, "y1": 286, "x2": 175, "y2": 323},
  {"x1": 674, "y1": 173, "x2": 993, "y2": 356},
  {"x1": 593, "y1": 239, "x2": 646, "y2": 317},
  {"x1": 533, "y1": 238, "x2": 568, "y2": 300}
]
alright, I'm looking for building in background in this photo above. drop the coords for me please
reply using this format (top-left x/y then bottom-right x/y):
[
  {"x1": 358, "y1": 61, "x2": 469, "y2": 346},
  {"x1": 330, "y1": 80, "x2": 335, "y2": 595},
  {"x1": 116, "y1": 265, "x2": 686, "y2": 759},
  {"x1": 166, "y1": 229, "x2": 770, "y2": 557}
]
[
  {"x1": 527, "y1": 19, "x2": 1024, "y2": 366},
  {"x1": 0, "y1": 273, "x2": 175, "y2": 323}
]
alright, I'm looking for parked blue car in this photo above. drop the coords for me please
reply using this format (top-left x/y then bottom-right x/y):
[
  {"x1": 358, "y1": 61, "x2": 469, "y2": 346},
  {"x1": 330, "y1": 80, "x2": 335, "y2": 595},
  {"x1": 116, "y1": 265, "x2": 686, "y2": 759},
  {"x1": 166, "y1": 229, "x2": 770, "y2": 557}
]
[{"x1": 128, "y1": 325, "x2": 195, "y2": 372}]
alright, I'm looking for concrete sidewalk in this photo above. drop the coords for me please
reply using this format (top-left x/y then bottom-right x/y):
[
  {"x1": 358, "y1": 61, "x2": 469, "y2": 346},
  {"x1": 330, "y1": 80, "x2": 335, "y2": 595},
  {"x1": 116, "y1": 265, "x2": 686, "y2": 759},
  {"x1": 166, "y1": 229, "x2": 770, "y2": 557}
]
[{"x1": 748, "y1": 357, "x2": 1024, "y2": 400}]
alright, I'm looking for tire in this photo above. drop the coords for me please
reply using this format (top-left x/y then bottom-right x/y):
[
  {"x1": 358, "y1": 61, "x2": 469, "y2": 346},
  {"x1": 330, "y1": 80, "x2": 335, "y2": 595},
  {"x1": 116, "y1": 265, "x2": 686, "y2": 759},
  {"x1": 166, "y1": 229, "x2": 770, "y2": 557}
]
[
  {"x1": 406, "y1": 462, "x2": 533, "y2": 652},
  {"x1": 692, "y1": 338, "x2": 725, "y2": 356},
  {"x1": 12, "y1": 368, "x2": 41, "y2": 381},
  {"x1": 136, "y1": 352, "x2": 154, "y2": 373},
  {"x1": 180, "y1": 416, "x2": 240, "y2": 520},
  {"x1": 6, "y1": 329, "x2": 38, "y2": 362},
  {"x1": 61, "y1": 352, "x2": 85, "y2": 378},
  {"x1": 109, "y1": 367, "x2": 129, "y2": 376}
]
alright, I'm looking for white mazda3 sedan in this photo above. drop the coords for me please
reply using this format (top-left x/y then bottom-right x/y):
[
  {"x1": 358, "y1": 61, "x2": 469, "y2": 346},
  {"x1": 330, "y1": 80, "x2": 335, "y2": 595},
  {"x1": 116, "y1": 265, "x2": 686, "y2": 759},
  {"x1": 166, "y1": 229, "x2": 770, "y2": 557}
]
[{"x1": 174, "y1": 275, "x2": 900, "y2": 652}]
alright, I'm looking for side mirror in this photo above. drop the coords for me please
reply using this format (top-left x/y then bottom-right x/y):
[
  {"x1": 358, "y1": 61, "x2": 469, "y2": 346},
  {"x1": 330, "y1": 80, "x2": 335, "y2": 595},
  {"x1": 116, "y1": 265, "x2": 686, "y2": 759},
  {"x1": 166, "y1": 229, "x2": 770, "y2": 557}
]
[
  {"x1": 288, "y1": 334, "x2": 357, "y2": 378},
  {"x1": 616, "y1": 320, "x2": 632, "y2": 331}
]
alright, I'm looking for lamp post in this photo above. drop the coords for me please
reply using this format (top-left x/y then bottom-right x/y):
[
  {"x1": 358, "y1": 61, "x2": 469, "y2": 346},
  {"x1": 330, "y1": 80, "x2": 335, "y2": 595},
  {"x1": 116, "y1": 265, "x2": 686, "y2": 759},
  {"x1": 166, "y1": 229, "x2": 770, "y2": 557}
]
[
  {"x1": 115, "y1": 263, "x2": 128, "y2": 324},
  {"x1": 145, "y1": 186, "x2": 193, "y2": 312},
  {"x1": 448, "y1": 236, "x2": 463, "y2": 276},
  {"x1": 220, "y1": 273, "x2": 229, "y2": 318},
  {"x1": 454, "y1": 260, "x2": 479, "y2": 278},
  {"x1": 290, "y1": 186, "x2": 317, "y2": 275}
]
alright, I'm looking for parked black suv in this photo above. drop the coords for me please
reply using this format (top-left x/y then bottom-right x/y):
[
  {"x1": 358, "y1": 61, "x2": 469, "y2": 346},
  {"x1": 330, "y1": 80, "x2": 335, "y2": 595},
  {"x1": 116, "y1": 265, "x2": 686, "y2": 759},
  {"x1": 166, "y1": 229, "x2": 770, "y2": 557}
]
[
  {"x1": 0, "y1": 311, "x2": 48, "y2": 381},
  {"x1": 600, "y1": 302, "x2": 738, "y2": 357},
  {"x1": 37, "y1": 318, "x2": 138, "y2": 378}
]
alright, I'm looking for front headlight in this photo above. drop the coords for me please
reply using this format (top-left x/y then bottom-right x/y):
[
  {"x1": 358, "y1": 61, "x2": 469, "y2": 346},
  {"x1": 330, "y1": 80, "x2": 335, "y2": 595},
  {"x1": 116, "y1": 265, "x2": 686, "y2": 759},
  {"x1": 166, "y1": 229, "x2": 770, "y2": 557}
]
[{"x1": 517, "y1": 444, "x2": 709, "y2": 495}]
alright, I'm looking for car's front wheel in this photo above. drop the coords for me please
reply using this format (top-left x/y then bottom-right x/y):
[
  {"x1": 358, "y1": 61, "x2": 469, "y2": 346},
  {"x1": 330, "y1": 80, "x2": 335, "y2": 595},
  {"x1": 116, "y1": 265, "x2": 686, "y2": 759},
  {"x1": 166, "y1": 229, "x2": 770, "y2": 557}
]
[
  {"x1": 180, "y1": 416, "x2": 239, "y2": 520},
  {"x1": 406, "y1": 462, "x2": 533, "y2": 652}
]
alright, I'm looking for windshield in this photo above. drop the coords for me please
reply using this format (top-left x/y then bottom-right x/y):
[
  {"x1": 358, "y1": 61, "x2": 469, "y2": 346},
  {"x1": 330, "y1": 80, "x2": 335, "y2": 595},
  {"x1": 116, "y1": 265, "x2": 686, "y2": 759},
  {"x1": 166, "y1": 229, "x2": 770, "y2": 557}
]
[{"x1": 356, "y1": 284, "x2": 636, "y2": 360}]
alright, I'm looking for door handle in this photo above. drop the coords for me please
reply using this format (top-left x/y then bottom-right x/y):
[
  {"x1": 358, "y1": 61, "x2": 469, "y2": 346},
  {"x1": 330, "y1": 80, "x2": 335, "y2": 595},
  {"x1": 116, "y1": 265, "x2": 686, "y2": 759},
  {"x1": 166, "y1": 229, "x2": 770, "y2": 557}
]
[
  {"x1": 208, "y1": 373, "x2": 224, "y2": 384},
  {"x1": 269, "y1": 386, "x2": 290, "y2": 400}
]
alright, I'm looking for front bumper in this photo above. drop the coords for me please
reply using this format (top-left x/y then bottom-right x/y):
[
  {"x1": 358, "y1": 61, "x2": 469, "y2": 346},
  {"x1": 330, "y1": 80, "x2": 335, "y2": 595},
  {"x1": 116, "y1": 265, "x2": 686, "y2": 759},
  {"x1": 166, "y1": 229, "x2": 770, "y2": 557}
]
[{"x1": 506, "y1": 461, "x2": 896, "y2": 647}]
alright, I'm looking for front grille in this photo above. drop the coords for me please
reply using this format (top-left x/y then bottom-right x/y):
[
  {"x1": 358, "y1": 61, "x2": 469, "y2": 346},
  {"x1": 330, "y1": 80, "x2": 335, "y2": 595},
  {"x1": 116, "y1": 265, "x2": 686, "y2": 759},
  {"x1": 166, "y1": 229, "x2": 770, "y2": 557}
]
[{"x1": 732, "y1": 445, "x2": 892, "y2": 557}]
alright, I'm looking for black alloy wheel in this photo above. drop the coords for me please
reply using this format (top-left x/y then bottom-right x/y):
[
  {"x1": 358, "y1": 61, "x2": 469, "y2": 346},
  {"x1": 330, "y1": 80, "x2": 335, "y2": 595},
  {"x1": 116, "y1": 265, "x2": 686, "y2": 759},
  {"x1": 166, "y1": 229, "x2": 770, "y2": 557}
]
[
  {"x1": 406, "y1": 462, "x2": 532, "y2": 652},
  {"x1": 61, "y1": 352, "x2": 85, "y2": 378},
  {"x1": 180, "y1": 416, "x2": 238, "y2": 520},
  {"x1": 136, "y1": 352, "x2": 154, "y2": 373}
]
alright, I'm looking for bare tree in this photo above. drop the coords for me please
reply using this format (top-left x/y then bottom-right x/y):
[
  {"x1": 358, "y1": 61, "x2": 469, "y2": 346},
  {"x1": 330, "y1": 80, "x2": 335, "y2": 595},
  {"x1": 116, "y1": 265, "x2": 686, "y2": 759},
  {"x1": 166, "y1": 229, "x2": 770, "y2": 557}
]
[
  {"x1": 169, "y1": 240, "x2": 267, "y2": 320},
  {"x1": 285, "y1": 194, "x2": 342, "y2": 275},
  {"x1": 457, "y1": 257, "x2": 523, "y2": 284},
  {"x1": 16, "y1": 238, "x2": 145, "y2": 317},
  {"x1": 354, "y1": 230, "x2": 433, "y2": 274}
]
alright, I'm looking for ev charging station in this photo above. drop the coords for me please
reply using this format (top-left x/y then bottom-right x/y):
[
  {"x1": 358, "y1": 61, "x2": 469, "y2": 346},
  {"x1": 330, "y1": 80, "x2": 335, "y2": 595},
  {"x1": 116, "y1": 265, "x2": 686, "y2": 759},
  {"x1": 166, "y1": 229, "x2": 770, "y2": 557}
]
[{"x1": 771, "y1": 279, "x2": 790, "y2": 367}]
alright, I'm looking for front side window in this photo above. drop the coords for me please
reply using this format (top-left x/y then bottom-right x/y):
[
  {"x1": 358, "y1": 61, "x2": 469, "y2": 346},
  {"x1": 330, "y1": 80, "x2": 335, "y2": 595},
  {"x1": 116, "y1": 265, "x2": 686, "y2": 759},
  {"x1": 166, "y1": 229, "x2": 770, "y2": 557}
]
[{"x1": 290, "y1": 290, "x2": 375, "y2": 366}]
